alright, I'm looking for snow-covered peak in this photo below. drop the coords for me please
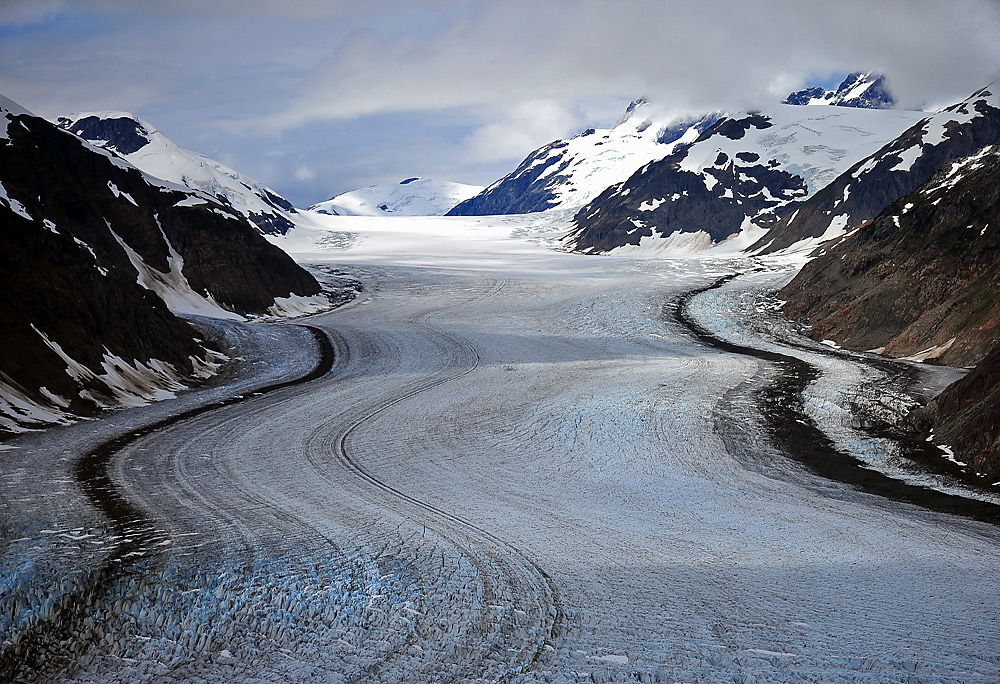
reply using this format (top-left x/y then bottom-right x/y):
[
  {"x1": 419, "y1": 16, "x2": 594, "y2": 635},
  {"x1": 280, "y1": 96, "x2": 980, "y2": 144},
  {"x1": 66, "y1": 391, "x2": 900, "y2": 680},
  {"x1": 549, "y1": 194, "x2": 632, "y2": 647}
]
[
  {"x1": 309, "y1": 177, "x2": 484, "y2": 217},
  {"x1": 784, "y1": 72, "x2": 895, "y2": 109},
  {"x1": 450, "y1": 100, "x2": 720, "y2": 216},
  {"x1": 56, "y1": 112, "x2": 298, "y2": 234},
  {"x1": 613, "y1": 97, "x2": 650, "y2": 127},
  {"x1": 569, "y1": 100, "x2": 927, "y2": 254}
]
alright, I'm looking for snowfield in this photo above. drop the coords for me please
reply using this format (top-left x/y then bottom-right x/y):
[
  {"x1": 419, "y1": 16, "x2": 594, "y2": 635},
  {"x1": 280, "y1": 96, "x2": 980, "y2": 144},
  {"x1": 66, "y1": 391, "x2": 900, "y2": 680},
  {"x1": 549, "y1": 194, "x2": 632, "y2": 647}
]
[
  {"x1": 309, "y1": 177, "x2": 484, "y2": 217},
  {"x1": 2, "y1": 212, "x2": 999, "y2": 683}
]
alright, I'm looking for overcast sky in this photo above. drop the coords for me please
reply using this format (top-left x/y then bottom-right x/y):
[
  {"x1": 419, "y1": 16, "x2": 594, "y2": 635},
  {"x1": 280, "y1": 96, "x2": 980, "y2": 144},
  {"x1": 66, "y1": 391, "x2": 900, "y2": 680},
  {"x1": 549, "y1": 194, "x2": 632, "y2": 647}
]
[{"x1": 2, "y1": 0, "x2": 1000, "y2": 206}]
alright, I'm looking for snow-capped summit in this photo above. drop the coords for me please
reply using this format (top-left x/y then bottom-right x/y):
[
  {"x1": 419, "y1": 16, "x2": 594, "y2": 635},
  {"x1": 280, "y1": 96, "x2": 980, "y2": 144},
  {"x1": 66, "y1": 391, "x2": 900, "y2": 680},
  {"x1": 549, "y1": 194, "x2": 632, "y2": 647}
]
[
  {"x1": 56, "y1": 112, "x2": 298, "y2": 235},
  {"x1": 448, "y1": 100, "x2": 719, "y2": 216},
  {"x1": 784, "y1": 72, "x2": 895, "y2": 109},
  {"x1": 309, "y1": 177, "x2": 483, "y2": 217}
]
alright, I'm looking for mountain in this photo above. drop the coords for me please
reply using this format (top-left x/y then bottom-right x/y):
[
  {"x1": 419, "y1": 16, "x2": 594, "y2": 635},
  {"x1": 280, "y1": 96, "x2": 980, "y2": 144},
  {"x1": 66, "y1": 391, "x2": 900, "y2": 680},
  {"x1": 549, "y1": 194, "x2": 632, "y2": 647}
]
[
  {"x1": 754, "y1": 83, "x2": 1000, "y2": 253},
  {"x1": 780, "y1": 142, "x2": 1000, "y2": 367},
  {"x1": 310, "y1": 177, "x2": 483, "y2": 216},
  {"x1": 0, "y1": 95, "x2": 323, "y2": 433},
  {"x1": 907, "y1": 345, "x2": 1000, "y2": 481},
  {"x1": 783, "y1": 72, "x2": 895, "y2": 109},
  {"x1": 56, "y1": 112, "x2": 298, "y2": 235},
  {"x1": 447, "y1": 99, "x2": 719, "y2": 216},
  {"x1": 567, "y1": 104, "x2": 923, "y2": 253}
]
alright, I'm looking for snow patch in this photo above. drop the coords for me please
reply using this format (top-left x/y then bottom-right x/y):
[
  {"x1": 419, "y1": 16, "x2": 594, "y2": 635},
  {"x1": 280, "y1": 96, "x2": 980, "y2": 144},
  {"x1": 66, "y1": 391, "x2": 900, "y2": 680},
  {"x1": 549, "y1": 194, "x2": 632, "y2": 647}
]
[
  {"x1": 0, "y1": 376, "x2": 74, "y2": 433},
  {"x1": 31, "y1": 325, "x2": 190, "y2": 409},
  {"x1": 267, "y1": 294, "x2": 332, "y2": 318},
  {"x1": 900, "y1": 337, "x2": 956, "y2": 362},
  {"x1": 890, "y1": 144, "x2": 923, "y2": 173},
  {"x1": 938, "y1": 444, "x2": 967, "y2": 467},
  {"x1": 106, "y1": 181, "x2": 138, "y2": 206},
  {"x1": 174, "y1": 195, "x2": 210, "y2": 208},
  {"x1": 108, "y1": 220, "x2": 245, "y2": 321},
  {"x1": 0, "y1": 180, "x2": 32, "y2": 220}
]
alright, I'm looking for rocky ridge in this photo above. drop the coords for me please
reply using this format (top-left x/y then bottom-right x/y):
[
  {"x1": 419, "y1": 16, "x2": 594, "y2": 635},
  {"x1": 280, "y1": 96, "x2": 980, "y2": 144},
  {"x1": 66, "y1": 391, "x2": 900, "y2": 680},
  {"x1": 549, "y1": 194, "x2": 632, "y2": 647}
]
[
  {"x1": 57, "y1": 112, "x2": 299, "y2": 235},
  {"x1": 780, "y1": 143, "x2": 1000, "y2": 367},
  {"x1": 0, "y1": 96, "x2": 323, "y2": 433},
  {"x1": 568, "y1": 104, "x2": 923, "y2": 253},
  {"x1": 780, "y1": 142, "x2": 1000, "y2": 479},
  {"x1": 755, "y1": 83, "x2": 1000, "y2": 253}
]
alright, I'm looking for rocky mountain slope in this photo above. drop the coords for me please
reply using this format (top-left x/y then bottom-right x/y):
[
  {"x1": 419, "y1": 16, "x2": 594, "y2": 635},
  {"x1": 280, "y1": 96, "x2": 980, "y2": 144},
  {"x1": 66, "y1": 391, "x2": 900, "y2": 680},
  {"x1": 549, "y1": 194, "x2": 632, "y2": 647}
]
[
  {"x1": 310, "y1": 177, "x2": 482, "y2": 216},
  {"x1": 567, "y1": 104, "x2": 922, "y2": 253},
  {"x1": 56, "y1": 112, "x2": 299, "y2": 235},
  {"x1": 754, "y1": 83, "x2": 1000, "y2": 253},
  {"x1": 780, "y1": 142, "x2": 999, "y2": 367},
  {"x1": 448, "y1": 99, "x2": 718, "y2": 216},
  {"x1": 908, "y1": 345, "x2": 1000, "y2": 481},
  {"x1": 783, "y1": 71, "x2": 895, "y2": 109},
  {"x1": 0, "y1": 96, "x2": 323, "y2": 433}
]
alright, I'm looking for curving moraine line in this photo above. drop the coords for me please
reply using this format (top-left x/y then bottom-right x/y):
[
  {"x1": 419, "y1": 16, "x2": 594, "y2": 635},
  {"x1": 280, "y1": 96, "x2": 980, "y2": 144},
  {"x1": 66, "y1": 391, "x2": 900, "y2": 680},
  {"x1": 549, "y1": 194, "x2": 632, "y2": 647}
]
[
  {"x1": 304, "y1": 280, "x2": 563, "y2": 680},
  {"x1": 0, "y1": 325, "x2": 336, "y2": 682},
  {"x1": 675, "y1": 274, "x2": 1000, "y2": 526}
]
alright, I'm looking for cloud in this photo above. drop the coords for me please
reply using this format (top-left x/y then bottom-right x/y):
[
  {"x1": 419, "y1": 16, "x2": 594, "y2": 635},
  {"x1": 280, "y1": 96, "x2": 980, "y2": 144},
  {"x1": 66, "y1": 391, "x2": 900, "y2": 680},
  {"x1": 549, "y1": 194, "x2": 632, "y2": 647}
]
[
  {"x1": 0, "y1": 0, "x2": 69, "y2": 29},
  {"x1": 293, "y1": 165, "x2": 317, "y2": 182},
  {"x1": 264, "y1": 0, "x2": 1000, "y2": 130},
  {"x1": 464, "y1": 100, "x2": 582, "y2": 164},
  {"x1": 1, "y1": 0, "x2": 999, "y2": 204}
]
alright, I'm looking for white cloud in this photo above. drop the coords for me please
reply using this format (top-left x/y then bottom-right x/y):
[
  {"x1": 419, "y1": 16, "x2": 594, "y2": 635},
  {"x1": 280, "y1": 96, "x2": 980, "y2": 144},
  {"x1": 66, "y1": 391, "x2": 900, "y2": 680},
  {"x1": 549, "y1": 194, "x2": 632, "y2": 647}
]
[
  {"x1": 259, "y1": 0, "x2": 1000, "y2": 132},
  {"x1": 2, "y1": 0, "x2": 999, "y2": 203},
  {"x1": 464, "y1": 100, "x2": 582, "y2": 163},
  {"x1": 293, "y1": 165, "x2": 317, "y2": 182}
]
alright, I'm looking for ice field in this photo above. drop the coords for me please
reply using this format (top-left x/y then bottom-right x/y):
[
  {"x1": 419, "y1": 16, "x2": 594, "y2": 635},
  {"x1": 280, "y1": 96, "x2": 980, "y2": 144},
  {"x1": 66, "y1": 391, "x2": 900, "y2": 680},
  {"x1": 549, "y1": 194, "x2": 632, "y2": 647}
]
[{"x1": 2, "y1": 213, "x2": 999, "y2": 683}]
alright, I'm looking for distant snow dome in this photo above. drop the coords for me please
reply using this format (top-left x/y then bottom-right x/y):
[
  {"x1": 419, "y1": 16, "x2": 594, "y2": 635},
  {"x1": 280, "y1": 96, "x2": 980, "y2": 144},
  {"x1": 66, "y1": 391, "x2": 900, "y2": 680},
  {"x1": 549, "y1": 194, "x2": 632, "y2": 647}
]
[{"x1": 308, "y1": 178, "x2": 484, "y2": 217}]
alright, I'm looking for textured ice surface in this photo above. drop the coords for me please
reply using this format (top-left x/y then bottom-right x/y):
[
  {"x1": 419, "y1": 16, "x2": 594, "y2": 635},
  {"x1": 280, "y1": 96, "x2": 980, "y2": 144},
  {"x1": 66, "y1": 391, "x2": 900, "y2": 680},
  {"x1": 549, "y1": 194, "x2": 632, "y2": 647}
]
[{"x1": 3, "y1": 215, "x2": 999, "y2": 683}]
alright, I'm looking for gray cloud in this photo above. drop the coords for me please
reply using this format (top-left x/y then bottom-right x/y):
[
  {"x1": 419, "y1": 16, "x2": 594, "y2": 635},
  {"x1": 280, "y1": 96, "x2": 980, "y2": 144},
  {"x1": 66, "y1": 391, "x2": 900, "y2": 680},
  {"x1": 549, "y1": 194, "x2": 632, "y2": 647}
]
[{"x1": 1, "y1": 0, "x2": 998, "y2": 205}]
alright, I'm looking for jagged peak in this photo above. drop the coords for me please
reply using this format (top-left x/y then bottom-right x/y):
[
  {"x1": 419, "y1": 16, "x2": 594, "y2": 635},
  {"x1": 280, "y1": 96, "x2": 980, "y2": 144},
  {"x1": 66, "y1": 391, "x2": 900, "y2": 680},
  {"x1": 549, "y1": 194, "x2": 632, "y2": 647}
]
[
  {"x1": 614, "y1": 97, "x2": 650, "y2": 127},
  {"x1": 784, "y1": 72, "x2": 895, "y2": 109}
]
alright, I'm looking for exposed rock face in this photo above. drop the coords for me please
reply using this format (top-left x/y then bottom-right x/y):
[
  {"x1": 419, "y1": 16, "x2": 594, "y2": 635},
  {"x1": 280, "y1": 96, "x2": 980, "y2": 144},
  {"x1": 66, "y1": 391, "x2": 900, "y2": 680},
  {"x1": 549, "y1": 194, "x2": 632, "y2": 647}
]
[
  {"x1": 783, "y1": 72, "x2": 895, "y2": 109},
  {"x1": 568, "y1": 115, "x2": 806, "y2": 252},
  {"x1": 0, "y1": 98, "x2": 322, "y2": 432},
  {"x1": 907, "y1": 346, "x2": 1000, "y2": 480},
  {"x1": 448, "y1": 140, "x2": 571, "y2": 215},
  {"x1": 62, "y1": 114, "x2": 152, "y2": 154},
  {"x1": 56, "y1": 113, "x2": 299, "y2": 235},
  {"x1": 780, "y1": 144, "x2": 1000, "y2": 368},
  {"x1": 756, "y1": 84, "x2": 1000, "y2": 253}
]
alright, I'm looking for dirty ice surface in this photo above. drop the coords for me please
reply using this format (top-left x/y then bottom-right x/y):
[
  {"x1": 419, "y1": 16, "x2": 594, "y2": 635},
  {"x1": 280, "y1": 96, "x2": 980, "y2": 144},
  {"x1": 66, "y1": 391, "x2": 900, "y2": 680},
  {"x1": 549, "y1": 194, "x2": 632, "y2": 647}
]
[{"x1": 2, "y1": 211, "x2": 999, "y2": 683}]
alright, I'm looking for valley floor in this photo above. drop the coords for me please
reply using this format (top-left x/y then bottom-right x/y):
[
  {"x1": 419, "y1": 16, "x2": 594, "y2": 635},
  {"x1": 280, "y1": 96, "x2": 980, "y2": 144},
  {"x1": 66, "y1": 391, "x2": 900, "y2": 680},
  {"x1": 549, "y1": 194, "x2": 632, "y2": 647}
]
[{"x1": 2, "y1": 214, "x2": 999, "y2": 683}]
